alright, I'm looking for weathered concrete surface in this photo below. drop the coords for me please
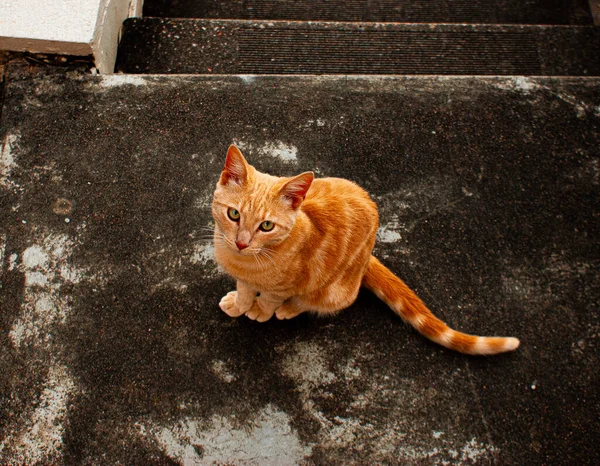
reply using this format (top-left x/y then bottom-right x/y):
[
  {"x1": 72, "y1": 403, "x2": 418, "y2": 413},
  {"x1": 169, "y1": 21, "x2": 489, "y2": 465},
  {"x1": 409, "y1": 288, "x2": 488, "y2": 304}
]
[
  {"x1": 142, "y1": 0, "x2": 595, "y2": 25},
  {"x1": 0, "y1": 72, "x2": 599, "y2": 464},
  {"x1": 115, "y1": 19, "x2": 600, "y2": 76}
]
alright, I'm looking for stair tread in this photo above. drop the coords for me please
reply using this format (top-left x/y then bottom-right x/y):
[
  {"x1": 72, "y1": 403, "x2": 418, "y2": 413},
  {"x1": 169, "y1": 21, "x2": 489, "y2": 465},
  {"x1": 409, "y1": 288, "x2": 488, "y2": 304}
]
[
  {"x1": 116, "y1": 19, "x2": 600, "y2": 75},
  {"x1": 142, "y1": 0, "x2": 595, "y2": 25}
]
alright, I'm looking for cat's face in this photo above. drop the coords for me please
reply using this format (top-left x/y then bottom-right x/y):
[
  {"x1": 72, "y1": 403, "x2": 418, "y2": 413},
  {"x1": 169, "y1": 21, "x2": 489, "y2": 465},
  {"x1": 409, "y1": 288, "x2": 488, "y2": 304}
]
[{"x1": 212, "y1": 145, "x2": 313, "y2": 256}]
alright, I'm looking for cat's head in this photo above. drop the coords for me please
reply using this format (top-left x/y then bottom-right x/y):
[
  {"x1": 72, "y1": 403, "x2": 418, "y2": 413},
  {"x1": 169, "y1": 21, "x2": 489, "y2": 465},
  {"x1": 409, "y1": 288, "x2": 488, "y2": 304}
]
[{"x1": 212, "y1": 145, "x2": 314, "y2": 255}]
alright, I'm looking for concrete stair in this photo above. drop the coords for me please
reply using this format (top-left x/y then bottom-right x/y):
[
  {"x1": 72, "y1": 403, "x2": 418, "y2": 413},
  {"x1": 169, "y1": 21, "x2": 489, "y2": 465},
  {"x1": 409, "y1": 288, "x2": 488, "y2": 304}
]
[
  {"x1": 1, "y1": 0, "x2": 599, "y2": 465},
  {"x1": 116, "y1": 0, "x2": 600, "y2": 75},
  {"x1": 116, "y1": 19, "x2": 600, "y2": 75},
  {"x1": 143, "y1": 0, "x2": 595, "y2": 24}
]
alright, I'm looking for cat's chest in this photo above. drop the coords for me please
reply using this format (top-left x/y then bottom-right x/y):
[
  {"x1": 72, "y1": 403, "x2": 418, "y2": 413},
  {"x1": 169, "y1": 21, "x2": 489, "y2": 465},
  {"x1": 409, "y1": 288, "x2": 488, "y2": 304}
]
[{"x1": 215, "y1": 244, "x2": 290, "y2": 289}]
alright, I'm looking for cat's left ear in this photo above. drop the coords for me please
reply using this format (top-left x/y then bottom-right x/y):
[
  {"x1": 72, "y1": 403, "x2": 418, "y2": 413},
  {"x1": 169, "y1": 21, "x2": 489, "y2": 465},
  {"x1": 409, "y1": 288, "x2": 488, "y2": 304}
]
[
  {"x1": 220, "y1": 145, "x2": 249, "y2": 186},
  {"x1": 279, "y1": 172, "x2": 314, "y2": 210}
]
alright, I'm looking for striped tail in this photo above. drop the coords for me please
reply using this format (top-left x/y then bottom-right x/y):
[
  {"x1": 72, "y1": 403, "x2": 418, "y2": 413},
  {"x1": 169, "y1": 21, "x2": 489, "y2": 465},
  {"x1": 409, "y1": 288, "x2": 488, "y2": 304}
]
[{"x1": 363, "y1": 256, "x2": 520, "y2": 355}]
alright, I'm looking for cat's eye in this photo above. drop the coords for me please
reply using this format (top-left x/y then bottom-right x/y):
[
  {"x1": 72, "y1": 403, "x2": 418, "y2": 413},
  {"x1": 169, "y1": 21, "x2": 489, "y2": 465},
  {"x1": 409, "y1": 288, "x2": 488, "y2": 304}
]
[
  {"x1": 259, "y1": 221, "x2": 275, "y2": 232},
  {"x1": 227, "y1": 208, "x2": 240, "y2": 221}
]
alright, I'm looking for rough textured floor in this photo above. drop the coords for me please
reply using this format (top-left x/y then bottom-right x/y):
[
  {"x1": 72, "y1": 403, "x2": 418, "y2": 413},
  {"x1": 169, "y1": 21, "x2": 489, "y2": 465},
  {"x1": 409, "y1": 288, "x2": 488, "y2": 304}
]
[
  {"x1": 142, "y1": 0, "x2": 595, "y2": 25},
  {"x1": 0, "y1": 70, "x2": 599, "y2": 465},
  {"x1": 115, "y1": 19, "x2": 600, "y2": 76}
]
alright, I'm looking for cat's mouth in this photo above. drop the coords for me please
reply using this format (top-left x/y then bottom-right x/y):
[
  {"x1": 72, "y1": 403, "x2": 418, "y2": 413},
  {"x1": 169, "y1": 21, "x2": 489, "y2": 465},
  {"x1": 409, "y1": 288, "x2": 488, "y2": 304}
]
[
  {"x1": 232, "y1": 245, "x2": 275, "y2": 266},
  {"x1": 234, "y1": 246, "x2": 258, "y2": 256}
]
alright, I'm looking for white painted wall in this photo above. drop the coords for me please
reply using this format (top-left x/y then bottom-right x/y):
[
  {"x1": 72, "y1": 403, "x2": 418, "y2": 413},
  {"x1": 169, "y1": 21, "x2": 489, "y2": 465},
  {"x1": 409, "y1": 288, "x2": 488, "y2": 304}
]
[{"x1": 0, "y1": 0, "x2": 143, "y2": 73}]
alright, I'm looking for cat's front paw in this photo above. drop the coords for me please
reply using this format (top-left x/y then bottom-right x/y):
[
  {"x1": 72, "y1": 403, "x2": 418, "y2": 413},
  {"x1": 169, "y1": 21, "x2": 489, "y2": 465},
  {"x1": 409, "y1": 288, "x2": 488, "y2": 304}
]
[
  {"x1": 245, "y1": 302, "x2": 274, "y2": 323},
  {"x1": 275, "y1": 302, "x2": 303, "y2": 320},
  {"x1": 219, "y1": 291, "x2": 246, "y2": 317}
]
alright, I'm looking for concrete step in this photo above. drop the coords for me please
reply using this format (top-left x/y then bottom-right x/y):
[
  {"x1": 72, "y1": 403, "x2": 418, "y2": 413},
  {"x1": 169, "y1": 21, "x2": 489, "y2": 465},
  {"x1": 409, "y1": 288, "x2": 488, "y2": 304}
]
[
  {"x1": 115, "y1": 19, "x2": 600, "y2": 75},
  {"x1": 1, "y1": 70, "x2": 599, "y2": 464},
  {"x1": 142, "y1": 0, "x2": 595, "y2": 25},
  {"x1": 0, "y1": 0, "x2": 143, "y2": 74}
]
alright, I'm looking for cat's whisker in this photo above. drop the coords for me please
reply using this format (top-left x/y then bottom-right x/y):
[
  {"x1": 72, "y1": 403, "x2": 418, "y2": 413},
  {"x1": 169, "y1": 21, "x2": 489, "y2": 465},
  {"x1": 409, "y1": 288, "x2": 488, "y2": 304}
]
[
  {"x1": 264, "y1": 246, "x2": 277, "y2": 257},
  {"x1": 212, "y1": 231, "x2": 230, "y2": 246},
  {"x1": 221, "y1": 236, "x2": 237, "y2": 250},
  {"x1": 252, "y1": 251, "x2": 264, "y2": 269},
  {"x1": 259, "y1": 249, "x2": 276, "y2": 266}
]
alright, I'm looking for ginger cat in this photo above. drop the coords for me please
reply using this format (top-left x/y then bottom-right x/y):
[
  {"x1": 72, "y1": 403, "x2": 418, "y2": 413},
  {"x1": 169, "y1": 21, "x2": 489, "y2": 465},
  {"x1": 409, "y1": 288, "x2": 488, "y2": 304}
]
[{"x1": 212, "y1": 145, "x2": 520, "y2": 355}]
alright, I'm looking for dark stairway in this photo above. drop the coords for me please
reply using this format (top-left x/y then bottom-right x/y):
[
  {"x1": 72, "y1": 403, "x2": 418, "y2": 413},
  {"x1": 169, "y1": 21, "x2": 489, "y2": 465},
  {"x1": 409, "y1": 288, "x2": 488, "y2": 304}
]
[{"x1": 116, "y1": 0, "x2": 600, "y2": 74}]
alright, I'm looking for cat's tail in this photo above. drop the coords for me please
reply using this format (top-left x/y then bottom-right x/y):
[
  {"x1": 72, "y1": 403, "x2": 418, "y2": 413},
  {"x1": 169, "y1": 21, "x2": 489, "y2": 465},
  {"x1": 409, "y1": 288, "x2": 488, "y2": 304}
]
[{"x1": 363, "y1": 255, "x2": 520, "y2": 355}]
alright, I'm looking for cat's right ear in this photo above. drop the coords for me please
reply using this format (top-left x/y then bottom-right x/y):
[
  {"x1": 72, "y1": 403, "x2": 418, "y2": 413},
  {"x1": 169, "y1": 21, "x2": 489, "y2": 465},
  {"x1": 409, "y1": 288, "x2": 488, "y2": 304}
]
[
  {"x1": 279, "y1": 171, "x2": 314, "y2": 210},
  {"x1": 219, "y1": 145, "x2": 249, "y2": 186}
]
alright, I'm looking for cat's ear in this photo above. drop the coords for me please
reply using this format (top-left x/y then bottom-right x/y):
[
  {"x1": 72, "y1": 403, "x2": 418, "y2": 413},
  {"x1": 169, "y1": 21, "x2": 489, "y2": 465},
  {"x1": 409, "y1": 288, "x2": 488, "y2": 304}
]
[
  {"x1": 279, "y1": 172, "x2": 314, "y2": 210},
  {"x1": 220, "y1": 145, "x2": 249, "y2": 186}
]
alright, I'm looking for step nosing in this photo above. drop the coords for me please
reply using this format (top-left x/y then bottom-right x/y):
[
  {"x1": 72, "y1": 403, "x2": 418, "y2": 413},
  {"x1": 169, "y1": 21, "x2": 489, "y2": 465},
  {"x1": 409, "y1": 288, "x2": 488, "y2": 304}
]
[
  {"x1": 105, "y1": 73, "x2": 600, "y2": 79},
  {"x1": 142, "y1": 0, "x2": 595, "y2": 25},
  {"x1": 127, "y1": 17, "x2": 600, "y2": 30}
]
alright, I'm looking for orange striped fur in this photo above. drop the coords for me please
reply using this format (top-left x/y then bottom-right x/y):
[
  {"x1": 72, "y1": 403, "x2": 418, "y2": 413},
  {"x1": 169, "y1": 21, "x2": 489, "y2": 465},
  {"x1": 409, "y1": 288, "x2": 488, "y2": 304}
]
[{"x1": 212, "y1": 145, "x2": 520, "y2": 355}]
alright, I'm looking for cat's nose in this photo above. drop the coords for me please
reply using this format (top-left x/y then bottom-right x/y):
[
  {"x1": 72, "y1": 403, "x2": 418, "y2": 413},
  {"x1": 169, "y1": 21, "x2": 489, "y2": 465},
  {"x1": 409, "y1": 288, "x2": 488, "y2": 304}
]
[{"x1": 235, "y1": 240, "x2": 249, "y2": 250}]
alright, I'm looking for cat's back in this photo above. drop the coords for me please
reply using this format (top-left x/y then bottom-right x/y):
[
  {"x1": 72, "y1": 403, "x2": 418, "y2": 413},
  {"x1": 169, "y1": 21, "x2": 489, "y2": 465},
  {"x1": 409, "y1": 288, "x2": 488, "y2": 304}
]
[
  {"x1": 302, "y1": 176, "x2": 379, "y2": 230},
  {"x1": 294, "y1": 176, "x2": 378, "y2": 296}
]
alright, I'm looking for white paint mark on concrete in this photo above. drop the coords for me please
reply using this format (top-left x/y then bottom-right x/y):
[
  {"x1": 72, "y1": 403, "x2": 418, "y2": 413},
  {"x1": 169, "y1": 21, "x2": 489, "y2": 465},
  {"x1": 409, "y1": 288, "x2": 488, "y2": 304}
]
[
  {"x1": 342, "y1": 358, "x2": 361, "y2": 380},
  {"x1": 190, "y1": 242, "x2": 225, "y2": 279},
  {"x1": 510, "y1": 77, "x2": 539, "y2": 93},
  {"x1": 8, "y1": 253, "x2": 18, "y2": 271},
  {"x1": 9, "y1": 233, "x2": 81, "y2": 348},
  {"x1": 60, "y1": 262, "x2": 83, "y2": 284},
  {"x1": 393, "y1": 436, "x2": 496, "y2": 463},
  {"x1": 0, "y1": 234, "x2": 6, "y2": 270},
  {"x1": 24, "y1": 271, "x2": 49, "y2": 287},
  {"x1": 101, "y1": 75, "x2": 147, "y2": 88},
  {"x1": 495, "y1": 77, "x2": 540, "y2": 94},
  {"x1": 1, "y1": 133, "x2": 19, "y2": 186},
  {"x1": 138, "y1": 405, "x2": 311, "y2": 465},
  {"x1": 234, "y1": 140, "x2": 298, "y2": 162},
  {"x1": 238, "y1": 75, "x2": 257, "y2": 84},
  {"x1": 281, "y1": 341, "x2": 336, "y2": 388},
  {"x1": 550, "y1": 91, "x2": 592, "y2": 119},
  {"x1": 377, "y1": 225, "x2": 402, "y2": 243},
  {"x1": 1, "y1": 228, "x2": 90, "y2": 464},
  {"x1": 22, "y1": 245, "x2": 49, "y2": 269},
  {"x1": 211, "y1": 359, "x2": 236, "y2": 383},
  {"x1": 0, "y1": 364, "x2": 76, "y2": 464},
  {"x1": 496, "y1": 79, "x2": 595, "y2": 118},
  {"x1": 264, "y1": 141, "x2": 298, "y2": 162},
  {"x1": 304, "y1": 119, "x2": 326, "y2": 127},
  {"x1": 459, "y1": 437, "x2": 497, "y2": 462},
  {"x1": 191, "y1": 243, "x2": 215, "y2": 266},
  {"x1": 278, "y1": 342, "x2": 499, "y2": 462},
  {"x1": 151, "y1": 277, "x2": 189, "y2": 294}
]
